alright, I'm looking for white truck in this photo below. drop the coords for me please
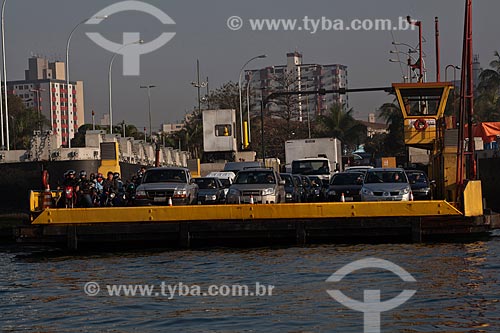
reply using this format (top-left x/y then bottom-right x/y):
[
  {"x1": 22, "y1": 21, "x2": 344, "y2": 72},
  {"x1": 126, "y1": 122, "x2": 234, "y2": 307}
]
[{"x1": 285, "y1": 138, "x2": 342, "y2": 182}]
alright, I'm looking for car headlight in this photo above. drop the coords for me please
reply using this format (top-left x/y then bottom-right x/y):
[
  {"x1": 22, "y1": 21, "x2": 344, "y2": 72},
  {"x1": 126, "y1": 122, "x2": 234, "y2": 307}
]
[
  {"x1": 136, "y1": 190, "x2": 146, "y2": 198},
  {"x1": 206, "y1": 194, "x2": 217, "y2": 201},
  {"x1": 328, "y1": 190, "x2": 336, "y2": 196},
  {"x1": 362, "y1": 188, "x2": 373, "y2": 196},
  {"x1": 228, "y1": 189, "x2": 240, "y2": 196},
  {"x1": 174, "y1": 189, "x2": 187, "y2": 198},
  {"x1": 261, "y1": 188, "x2": 275, "y2": 196},
  {"x1": 285, "y1": 193, "x2": 292, "y2": 198},
  {"x1": 401, "y1": 187, "x2": 410, "y2": 195},
  {"x1": 314, "y1": 189, "x2": 321, "y2": 195}
]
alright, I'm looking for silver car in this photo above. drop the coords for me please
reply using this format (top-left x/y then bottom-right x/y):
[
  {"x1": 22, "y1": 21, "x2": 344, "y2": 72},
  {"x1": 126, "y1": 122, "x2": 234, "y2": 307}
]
[
  {"x1": 360, "y1": 168, "x2": 411, "y2": 201},
  {"x1": 134, "y1": 167, "x2": 198, "y2": 206},
  {"x1": 226, "y1": 169, "x2": 286, "y2": 204}
]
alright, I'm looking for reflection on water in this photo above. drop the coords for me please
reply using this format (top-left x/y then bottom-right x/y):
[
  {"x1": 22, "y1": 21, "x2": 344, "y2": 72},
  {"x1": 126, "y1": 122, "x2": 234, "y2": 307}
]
[{"x1": 0, "y1": 240, "x2": 499, "y2": 332}]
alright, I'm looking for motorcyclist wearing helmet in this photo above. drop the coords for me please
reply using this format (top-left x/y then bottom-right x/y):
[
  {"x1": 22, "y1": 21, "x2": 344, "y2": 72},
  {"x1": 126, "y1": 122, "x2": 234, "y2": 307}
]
[
  {"x1": 63, "y1": 170, "x2": 78, "y2": 187},
  {"x1": 135, "y1": 167, "x2": 146, "y2": 186},
  {"x1": 59, "y1": 170, "x2": 79, "y2": 208},
  {"x1": 77, "y1": 170, "x2": 93, "y2": 208},
  {"x1": 102, "y1": 171, "x2": 119, "y2": 206},
  {"x1": 94, "y1": 173, "x2": 104, "y2": 192}
]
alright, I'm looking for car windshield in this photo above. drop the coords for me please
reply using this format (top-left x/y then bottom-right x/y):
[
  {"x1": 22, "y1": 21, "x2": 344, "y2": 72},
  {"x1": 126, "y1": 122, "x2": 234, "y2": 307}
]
[
  {"x1": 280, "y1": 175, "x2": 294, "y2": 186},
  {"x1": 291, "y1": 160, "x2": 329, "y2": 175},
  {"x1": 331, "y1": 173, "x2": 363, "y2": 185},
  {"x1": 218, "y1": 179, "x2": 231, "y2": 188},
  {"x1": 234, "y1": 171, "x2": 275, "y2": 184},
  {"x1": 407, "y1": 172, "x2": 428, "y2": 184},
  {"x1": 194, "y1": 178, "x2": 217, "y2": 189},
  {"x1": 142, "y1": 169, "x2": 187, "y2": 183},
  {"x1": 364, "y1": 170, "x2": 407, "y2": 184}
]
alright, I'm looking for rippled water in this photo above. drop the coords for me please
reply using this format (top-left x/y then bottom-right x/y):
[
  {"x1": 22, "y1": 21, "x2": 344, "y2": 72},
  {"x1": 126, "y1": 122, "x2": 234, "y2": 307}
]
[{"x1": 1, "y1": 237, "x2": 500, "y2": 332}]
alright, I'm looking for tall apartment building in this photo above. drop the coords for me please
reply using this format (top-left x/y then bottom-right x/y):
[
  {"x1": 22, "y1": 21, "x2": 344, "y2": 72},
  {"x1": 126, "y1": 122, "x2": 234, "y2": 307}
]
[
  {"x1": 246, "y1": 52, "x2": 348, "y2": 120},
  {"x1": 8, "y1": 57, "x2": 85, "y2": 147}
]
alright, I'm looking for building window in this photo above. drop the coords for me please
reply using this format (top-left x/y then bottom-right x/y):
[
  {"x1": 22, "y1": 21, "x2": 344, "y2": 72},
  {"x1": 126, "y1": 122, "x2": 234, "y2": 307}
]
[{"x1": 215, "y1": 124, "x2": 232, "y2": 137}]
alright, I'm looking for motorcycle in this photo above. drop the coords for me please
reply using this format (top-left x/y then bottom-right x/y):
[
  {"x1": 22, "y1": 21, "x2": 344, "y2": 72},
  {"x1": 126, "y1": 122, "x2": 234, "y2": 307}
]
[{"x1": 64, "y1": 185, "x2": 77, "y2": 208}]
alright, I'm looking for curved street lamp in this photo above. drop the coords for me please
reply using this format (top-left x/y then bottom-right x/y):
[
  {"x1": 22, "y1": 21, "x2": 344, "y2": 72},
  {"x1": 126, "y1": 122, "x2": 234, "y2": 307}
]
[
  {"x1": 108, "y1": 40, "x2": 144, "y2": 134},
  {"x1": 2, "y1": 0, "x2": 8, "y2": 150},
  {"x1": 445, "y1": 64, "x2": 460, "y2": 82},
  {"x1": 140, "y1": 84, "x2": 156, "y2": 142},
  {"x1": 66, "y1": 15, "x2": 108, "y2": 147},
  {"x1": 238, "y1": 54, "x2": 266, "y2": 149}
]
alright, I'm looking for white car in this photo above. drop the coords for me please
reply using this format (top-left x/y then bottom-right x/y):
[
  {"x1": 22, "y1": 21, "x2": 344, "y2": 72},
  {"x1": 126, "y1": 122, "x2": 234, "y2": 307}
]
[{"x1": 360, "y1": 168, "x2": 411, "y2": 201}]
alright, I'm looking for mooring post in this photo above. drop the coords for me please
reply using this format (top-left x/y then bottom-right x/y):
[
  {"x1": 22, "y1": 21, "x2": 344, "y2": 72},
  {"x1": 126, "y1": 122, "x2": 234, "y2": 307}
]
[
  {"x1": 179, "y1": 222, "x2": 191, "y2": 248},
  {"x1": 67, "y1": 225, "x2": 78, "y2": 250},
  {"x1": 296, "y1": 221, "x2": 307, "y2": 245},
  {"x1": 411, "y1": 218, "x2": 422, "y2": 243}
]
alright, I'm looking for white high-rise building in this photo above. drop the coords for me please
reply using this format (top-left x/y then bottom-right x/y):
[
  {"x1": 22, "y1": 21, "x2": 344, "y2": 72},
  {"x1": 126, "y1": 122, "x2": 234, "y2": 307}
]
[
  {"x1": 246, "y1": 52, "x2": 348, "y2": 119},
  {"x1": 8, "y1": 57, "x2": 85, "y2": 147}
]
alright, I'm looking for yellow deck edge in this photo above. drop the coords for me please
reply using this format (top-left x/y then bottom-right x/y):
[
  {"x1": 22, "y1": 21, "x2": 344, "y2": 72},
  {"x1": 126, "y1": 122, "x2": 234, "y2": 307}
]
[{"x1": 32, "y1": 201, "x2": 463, "y2": 225}]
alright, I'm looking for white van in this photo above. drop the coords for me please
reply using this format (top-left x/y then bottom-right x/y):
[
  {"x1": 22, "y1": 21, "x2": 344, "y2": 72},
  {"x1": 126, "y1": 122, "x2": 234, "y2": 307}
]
[{"x1": 206, "y1": 171, "x2": 236, "y2": 195}]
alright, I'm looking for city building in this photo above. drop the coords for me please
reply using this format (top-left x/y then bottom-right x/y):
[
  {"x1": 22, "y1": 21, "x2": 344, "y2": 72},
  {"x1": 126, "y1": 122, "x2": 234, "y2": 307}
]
[
  {"x1": 8, "y1": 57, "x2": 85, "y2": 147},
  {"x1": 246, "y1": 52, "x2": 348, "y2": 120},
  {"x1": 359, "y1": 113, "x2": 388, "y2": 138},
  {"x1": 161, "y1": 122, "x2": 185, "y2": 135}
]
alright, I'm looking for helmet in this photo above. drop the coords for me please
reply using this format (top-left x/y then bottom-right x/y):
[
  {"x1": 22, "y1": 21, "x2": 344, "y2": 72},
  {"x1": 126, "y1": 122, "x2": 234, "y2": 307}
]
[
  {"x1": 65, "y1": 170, "x2": 76, "y2": 177},
  {"x1": 79, "y1": 170, "x2": 87, "y2": 178},
  {"x1": 97, "y1": 173, "x2": 104, "y2": 179}
]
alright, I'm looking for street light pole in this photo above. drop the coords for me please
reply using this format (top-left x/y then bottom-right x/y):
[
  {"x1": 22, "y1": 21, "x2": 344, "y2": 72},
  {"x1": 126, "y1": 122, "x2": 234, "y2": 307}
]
[
  {"x1": 2, "y1": 0, "x2": 8, "y2": 150},
  {"x1": 140, "y1": 84, "x2": 156, "y2": 143},
  {"x1": 66, "y1": 15, "x2": 107, "y2": 148},
  {"x1": 445, "y1": 65, "x2": 461, "y2": 120},
  {"x1": 108, "y1": 39, "x2": 143, "y2": 134},
  {"x1": 191, "y1": 60, "x2": 207, "y2": 114},
  {"x1": 445, "y1": 64, "x2": 460, "y2": 82},
  {"x1": 245, "y1": 71, "x2": 252, "y2": 143},
  {"x1": 30, "y1": 87, "x2": 46, "y2": 132},
  {"x1": 238, "y1": 54, "x2": 266, "y2": 150}
]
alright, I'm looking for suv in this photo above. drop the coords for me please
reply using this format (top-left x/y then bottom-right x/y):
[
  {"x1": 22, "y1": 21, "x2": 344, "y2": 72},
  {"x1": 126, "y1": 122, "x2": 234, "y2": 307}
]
[
  {"x1": 226, "y1": 168, "x2": 285, "y2": 204},
  {"x1": 134, "y1": 167, "x2": 198, "y2": 206}
]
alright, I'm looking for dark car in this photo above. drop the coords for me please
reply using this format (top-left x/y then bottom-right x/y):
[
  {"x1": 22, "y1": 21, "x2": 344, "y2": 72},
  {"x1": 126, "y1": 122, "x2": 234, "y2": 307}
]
[
  {"x1": 280, "y1": 173, "x2": 301, "y2": 203},
  {"x1": 193, "y1": 177, "x2": 226, "y2": 204},
  {"x1": 307, "y1": 175, "x2": 326, "y2": 201},
  {"x1": 327, "y1": 172, "x2": 364, "y2": 202},
  {"x1": 406, "y1": 170, "x2": 433, "y2": 200}
]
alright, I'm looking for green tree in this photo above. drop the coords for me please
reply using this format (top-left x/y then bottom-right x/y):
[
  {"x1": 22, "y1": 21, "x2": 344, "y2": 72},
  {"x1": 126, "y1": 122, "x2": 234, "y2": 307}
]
[
  {"x1": 377, "y1": 102, "x2": 405, "y2": 156},
  {"x1": 475, "y1": 51, "x2": 500, "y2": 121},
  {"x1": 8, "y1": 95, "x2": 49, "y2": 150},
  {"x1": 313, "y1": 104, "x2": 367, "y2": 152}
]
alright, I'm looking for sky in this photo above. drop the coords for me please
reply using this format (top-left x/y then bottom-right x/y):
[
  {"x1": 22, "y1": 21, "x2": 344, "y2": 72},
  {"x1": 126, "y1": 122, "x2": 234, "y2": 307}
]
[{"x1": 4, "y1": 0, "x2": 500, "y2": 130}]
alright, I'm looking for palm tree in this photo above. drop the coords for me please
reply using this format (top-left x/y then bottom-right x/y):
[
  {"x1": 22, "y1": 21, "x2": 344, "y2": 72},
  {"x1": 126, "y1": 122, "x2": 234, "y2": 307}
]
[
  {"x1": 478, "y1": 51, "x2": 500, "y2": 93},
  {"x1": 475, "y1": 51, "x2": 500, "y2": 121},
  {"x1": 314, "y1": 104, "x2": 366, "y2": 152},
  {"x1": 377, "y1": 102, "x2": 405, "y2": 156}
]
